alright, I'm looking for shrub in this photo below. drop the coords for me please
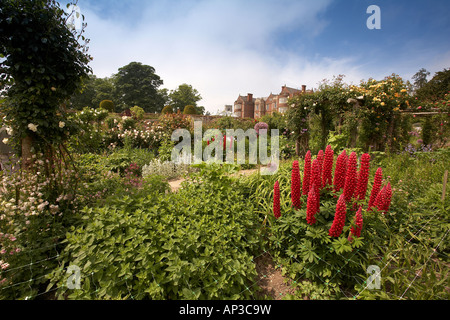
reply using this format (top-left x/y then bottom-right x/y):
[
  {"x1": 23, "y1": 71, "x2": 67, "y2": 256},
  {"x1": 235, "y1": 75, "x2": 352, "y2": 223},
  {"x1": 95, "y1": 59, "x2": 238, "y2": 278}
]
[
  {"x1": 130, "y1": 106, "x2": 145, "y2": 120},
  {"x1": 161, "y1": 105, "x2": 173, "y2": 114},
  {"x1": 183, "y1": 105, "x2": 197, "y2": 115},
  {"x1": 47, "y1": 163, "x2": 262, "y2": 300},
  {"x1": 99, "y1": 100, "x2": 115, "y2": 113}
]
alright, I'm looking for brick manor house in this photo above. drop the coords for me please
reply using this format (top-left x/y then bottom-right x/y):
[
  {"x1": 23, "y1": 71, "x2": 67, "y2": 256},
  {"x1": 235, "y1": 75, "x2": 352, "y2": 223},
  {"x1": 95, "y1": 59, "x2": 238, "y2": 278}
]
[{"x1": 233, "y1": 84, "x2": 313, "y2": 119}]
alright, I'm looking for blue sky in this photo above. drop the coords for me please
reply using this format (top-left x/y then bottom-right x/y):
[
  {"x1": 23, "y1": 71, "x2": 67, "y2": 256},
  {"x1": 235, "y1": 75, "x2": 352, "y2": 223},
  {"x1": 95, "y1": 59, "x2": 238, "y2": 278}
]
[{"x1": 63, "y1": 0, "x2": 450, "y2": 113}]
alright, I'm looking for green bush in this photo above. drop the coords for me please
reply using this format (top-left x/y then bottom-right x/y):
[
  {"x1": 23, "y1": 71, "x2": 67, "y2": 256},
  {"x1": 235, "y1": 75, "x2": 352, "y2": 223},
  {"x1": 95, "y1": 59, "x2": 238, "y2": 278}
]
[
  {"x1": 130, "y1": 106, "x2": 145, "y2": 120},
  {"x1": 99, "y1": 100, "x2": 115, "y2": 113},
  {"x1": 47, "y1": 163, "x2": 262, "y2": 299},
  {"x1": 183, "y1": 105, "x2": 197, "y2": 115},
  {"x1": 161, "y1": 105, "x2": 173, "y2": 114}
]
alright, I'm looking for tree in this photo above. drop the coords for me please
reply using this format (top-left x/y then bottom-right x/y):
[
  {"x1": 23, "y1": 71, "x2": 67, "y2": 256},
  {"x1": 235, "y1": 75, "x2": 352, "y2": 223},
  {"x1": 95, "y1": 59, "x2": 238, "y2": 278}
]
[
  {"x1": 412, "y1": 68, "x2": 430, "y2": 92},
  {"x1": 415, "y1": 68, "x2": 450, "y2": 103},
  {"x1": 69, "y1": 74, "x2": 115, "y2": 110},
  {"x1": 0, "y1": 0, "x2": 92, "y2": 168},
  {"x1": 168, "y1": 83, "x2": 202, "y2": 113},
  {"x1": 114, "y1": 62, "x2": 164, "y2": 113}
]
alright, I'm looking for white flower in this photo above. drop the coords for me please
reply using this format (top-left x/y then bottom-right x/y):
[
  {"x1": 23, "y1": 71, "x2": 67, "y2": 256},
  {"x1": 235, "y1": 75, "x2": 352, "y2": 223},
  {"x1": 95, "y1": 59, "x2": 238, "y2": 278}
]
[
  {"x1": 5, "y1": 126, "x2": 13, "y2": 135},
  {"x1": 27, "y1": 123, "x2": 38, "y2": 132},
  {"x1": 59, "y1": 121, "x2": 65, "y2": 128},
  {"x1": 2, "y1": 138, "x2": 8, "y2": 144}
]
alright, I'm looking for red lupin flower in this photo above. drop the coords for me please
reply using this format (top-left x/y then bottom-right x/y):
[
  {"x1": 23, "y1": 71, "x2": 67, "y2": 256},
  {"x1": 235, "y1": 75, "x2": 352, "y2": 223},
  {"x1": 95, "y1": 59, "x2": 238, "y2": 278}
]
[
  {"x1": 333, "y1": 150, "x2": 347, "y2": 193},
  {"x1": 310, "y1": 158, "x2": 321, "y2": 194},
  {"x1": 291, "y1": 161, "x2": 302, "y2": 209},
  {"x1": 374, "y1": 185, "x2": 387, "y2": 212},
  {"x1": 382, "y1": 182, "x2": 392, "y2": 213},
  {"x1": 322, "y1": 145, "x2": 334, "y2": 188},
  {"x1": 368, "y1": 168, "x2": 383, "y2": 209},
  {"x1": 348, "y1": 206, "x2": 363, "y2": 242},
  {"x1": 317, "y1": 150, "x2": 324, "y2": 189},
  {"x1": 302, "y1": 151, "x2": 311, "y2": 195},
  {"x1": 273, "y1": 181, "x2": 281, "y2": 219},
  {"x1": 343, "y1": 152, "x2": 358, "y2": 202},
  {"x1": 329, "y1": 194, "x2": 347, "y2": 237},
  {"x1": 306, "y1": 184, "x2": 318, "y2": 225},
  {"x1": 355, "y1": 153, "x2": 371, "y2": 201}
]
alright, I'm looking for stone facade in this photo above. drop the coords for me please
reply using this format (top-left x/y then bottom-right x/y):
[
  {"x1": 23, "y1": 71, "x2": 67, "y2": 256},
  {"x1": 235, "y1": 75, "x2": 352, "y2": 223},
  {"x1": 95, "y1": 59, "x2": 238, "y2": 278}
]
[{"x1": 233, "y1": 84, "x2": 312, "y2": 119}]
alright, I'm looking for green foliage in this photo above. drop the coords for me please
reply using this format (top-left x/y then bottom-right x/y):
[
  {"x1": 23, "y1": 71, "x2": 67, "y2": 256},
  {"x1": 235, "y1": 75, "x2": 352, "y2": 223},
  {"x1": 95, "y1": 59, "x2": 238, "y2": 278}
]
[
  {"x1": 47, "y1": 162, "x2": 261, "y2": 300},
  {"x1": 161, "y1": 105, "x2": 173, "y2": 114},
  {"x1": 99, "y1": 100, "x2": 115, "y2": 113},
  {"x1": 114, "y1": 62, "x2": 164, "y2": 113},
  {"x1": 169, "y1": 83, "x2": 202, "y2": 113},
  {"x1": 130, "y1": 106, "x2": 145, "y2": 120},
  {"x1": 415, "y1": 68, "x2": 450, "y2": 103},
  {"x1": 183, "y1": 105, "x2": 197, "y2": 115}
]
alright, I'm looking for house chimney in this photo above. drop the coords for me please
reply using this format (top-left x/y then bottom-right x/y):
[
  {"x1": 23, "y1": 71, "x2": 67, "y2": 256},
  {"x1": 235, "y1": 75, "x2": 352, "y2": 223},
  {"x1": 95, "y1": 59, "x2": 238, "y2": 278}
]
[
  {"x1": 247, "y1": 93, "x2": 253, "y2": 102},
  {"x1": 302, "y1": 85, "x2": 306, "y2": 93}
]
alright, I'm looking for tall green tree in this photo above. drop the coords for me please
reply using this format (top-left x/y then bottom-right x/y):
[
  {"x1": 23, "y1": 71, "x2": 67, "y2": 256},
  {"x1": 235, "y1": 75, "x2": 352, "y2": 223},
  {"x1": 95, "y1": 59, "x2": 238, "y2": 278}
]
[
  {"x1": 0, "y1": 0, "x2": 92, "y2": 167},
  {"x1": 114, "y1": 61, "x2": 164, "y2": 113},
  {"x1": 169, "y1": 83, "x2": 202, "y2": 113},
  {"x1": 415, "y1": 68, "x2": 450, "y2": 102},
  {"x1": 412, "y1": 68, "x2": 430, "y2": 91}
]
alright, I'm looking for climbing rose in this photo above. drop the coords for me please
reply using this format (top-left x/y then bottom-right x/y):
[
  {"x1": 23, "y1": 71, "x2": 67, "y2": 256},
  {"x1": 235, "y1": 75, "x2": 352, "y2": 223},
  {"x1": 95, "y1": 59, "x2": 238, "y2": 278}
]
[
  {"x1": 302, "y1": 150, "x2": 311, "y2": 195},
  {"x1": 368, "y1": 168, "x2": 383, "y2": 209},
  {"x1": 306, "y1": 184, "x2": 318, "y2": 225},
  {"x1": 291, "y1": 161, "x2": 302, "y2": 209},
  {"x1": 333, "y1": 150, "x2": 347, "y2": 193},
  {"x1": 348, "y1": 206, "x2": 363, "y2": 242},
  {"x1": 273, "y1": 181, "x2": 281, "y2": 219},
  {"x1": 329, "y1": 194, "x2": 347, "y2": 237},
  {"x1": 355, "y1": 153, "x2": 371, "y2": 201},
  {"x1": 322, "y1": 145, "x2": 334, "y2": 188},
  {"x1": 343, "y1": 152, "x2": 358, "y2": 202}
]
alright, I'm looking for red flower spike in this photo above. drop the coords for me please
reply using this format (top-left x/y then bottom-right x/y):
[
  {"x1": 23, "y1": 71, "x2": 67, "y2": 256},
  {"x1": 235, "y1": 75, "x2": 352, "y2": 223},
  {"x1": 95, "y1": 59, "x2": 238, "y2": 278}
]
[
  {"x1": 291, "y1": 161, "x2": 302, "y2": 209},
  {"x1": 355, "y1": 153, "x2": 371, "y2": 201},
  {"x1": 368, "y1": 168, "x2": 383, "y2": 209},
  {"x1": 322, "y1": 145, "x2": 334, "y2": 188},
  {"x1": 310, "y1": 158, "x2": 321, "y2": 194},
  {"x1": 317, "y1": 150, "x2": 324, "y2": 189},
  {"x1": 333, "y1": 150, "x2": 347, "y2": 193},
  {"x1": 348, "y1": 206, "x2": 363, "y2": 242},
  {"x1": 273, "y1": 181, "x2": 281, "y2": 219},
  {"x1": 383, "y1": 182, "x2": 392, "y2": 213},
  {"x1": 306, "y1": 184, "x2": 318, "y2": 225},
  {"x1": 329, "y1": 194, "x2": 347, "y2": 237},
  {"x1": 343, "y1": 152, "x2": 358, "y2": 202},
  {"x1": 302, "y1": 151, "x2": 311, "y2": 196},
  {"x1": 374, "y1": 185, "x2": 387, "y2": 212}
]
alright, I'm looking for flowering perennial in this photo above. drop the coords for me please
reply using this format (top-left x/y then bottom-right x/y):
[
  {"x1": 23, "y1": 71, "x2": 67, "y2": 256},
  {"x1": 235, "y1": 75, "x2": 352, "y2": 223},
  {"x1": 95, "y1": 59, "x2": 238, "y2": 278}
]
[
  {"x1": 333, "y1": 150, "x2": 347, "y2": 193},
  {"x1": 343, "y1": 152, "x2": 357, "y2": 202},
  {"x1": 354, "y1": 153, "x2": 371, "y2": 201},
  {"x1": 322, "y1": 145, "x2": 334, "y2": 188},
  {"x1": 329, "y1": 194, "x2": 347, "y2": 237},
  {"x1": 306, "y1": 184, "x2": 319, "y2": 225},
  {"x1": 368, "y1": 167, "x2": 383, "y2": 209},
  {"x1": 348, "y1": 206, "x2": 363, "y2": 242},
  {"x1": 317, "y1": 150, "x2": 324, "y2": 189},
  {"x1": 291, "y1": 161, "x2": 302, "y2": 209},
  {"x1": 302, "y1": 150, "x2": 311, "y2": 195},
  {"x1": 273, "y1": 181, "x2": 281, "y2": 219}
]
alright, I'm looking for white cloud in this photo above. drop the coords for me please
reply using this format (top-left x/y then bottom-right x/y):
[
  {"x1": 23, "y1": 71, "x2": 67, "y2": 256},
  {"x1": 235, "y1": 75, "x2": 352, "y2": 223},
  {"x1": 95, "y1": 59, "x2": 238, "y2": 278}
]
[{"x1": 78, "y1": 0, "x2": 378, "y2": 113}]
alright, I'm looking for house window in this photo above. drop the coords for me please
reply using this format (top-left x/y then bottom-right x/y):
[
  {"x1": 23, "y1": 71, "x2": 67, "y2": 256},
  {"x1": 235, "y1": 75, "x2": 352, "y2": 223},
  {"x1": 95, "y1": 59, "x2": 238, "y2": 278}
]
[
  {"x1": 279, "y1": 97, "x2": 287, "y2": 104},
  {"x1": 234, "y1": 104, "x2": 242, "y2": 110}
]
